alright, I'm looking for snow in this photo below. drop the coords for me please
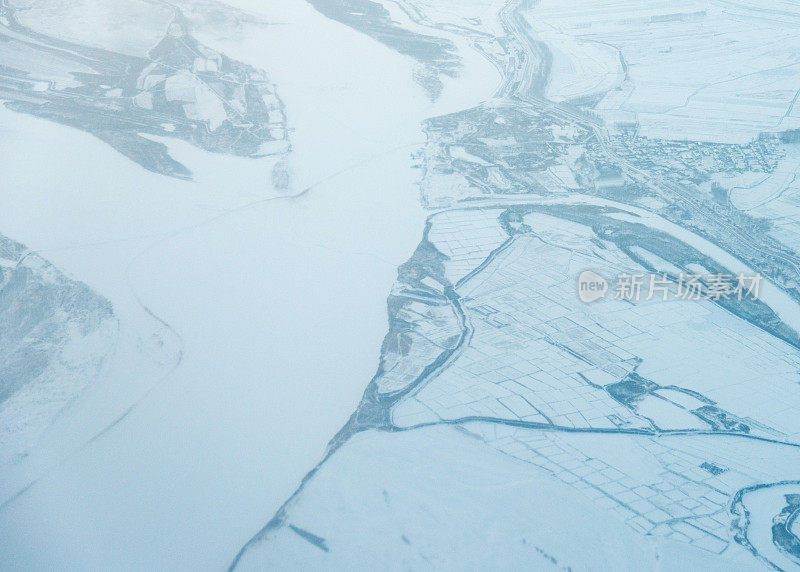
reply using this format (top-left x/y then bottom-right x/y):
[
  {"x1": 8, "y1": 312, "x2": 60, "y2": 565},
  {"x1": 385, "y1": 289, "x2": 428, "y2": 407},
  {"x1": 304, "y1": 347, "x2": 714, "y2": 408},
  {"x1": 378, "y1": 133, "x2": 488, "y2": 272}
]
[
  {"x1": 525, "y1": 0, "x2": 800, "y2": 143},
  {"x1": 734, "y1": 483, "x2": 800, "y2": 572},
  {"x1": 0, "y1": 0, "x2": 501, "y2": 568},
  {"x1": 234, "y1": 425, "x2": 750, "y2": 571},
  {"x1": 537, "y1": 29, "x2": 624, "y2": 103},
  {"x1": 10, "y1": 0, "x2": 173, "y2": 57}
]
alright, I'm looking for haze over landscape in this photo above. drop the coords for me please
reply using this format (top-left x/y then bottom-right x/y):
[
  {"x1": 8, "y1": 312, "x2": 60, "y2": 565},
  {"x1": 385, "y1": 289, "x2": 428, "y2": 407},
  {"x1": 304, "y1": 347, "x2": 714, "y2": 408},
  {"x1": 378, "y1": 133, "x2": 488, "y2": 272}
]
[{"x1": 2, "y1": 1, "x2": 800, "y2": 570}]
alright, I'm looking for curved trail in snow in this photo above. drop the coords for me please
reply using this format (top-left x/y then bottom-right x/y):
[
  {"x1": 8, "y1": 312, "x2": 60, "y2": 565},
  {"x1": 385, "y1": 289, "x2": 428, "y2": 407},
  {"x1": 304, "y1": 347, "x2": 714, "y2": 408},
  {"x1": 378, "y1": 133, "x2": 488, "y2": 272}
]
[{"x1": 0, "y1": 139, "x2": 423, "y2": 513}]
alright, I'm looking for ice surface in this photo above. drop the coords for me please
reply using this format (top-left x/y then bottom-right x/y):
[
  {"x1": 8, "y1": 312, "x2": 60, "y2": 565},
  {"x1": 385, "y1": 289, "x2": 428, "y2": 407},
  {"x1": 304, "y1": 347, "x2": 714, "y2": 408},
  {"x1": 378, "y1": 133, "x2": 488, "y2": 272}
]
[{"x1": 3, "y1": 0, "x2": 800, "y2": 570}]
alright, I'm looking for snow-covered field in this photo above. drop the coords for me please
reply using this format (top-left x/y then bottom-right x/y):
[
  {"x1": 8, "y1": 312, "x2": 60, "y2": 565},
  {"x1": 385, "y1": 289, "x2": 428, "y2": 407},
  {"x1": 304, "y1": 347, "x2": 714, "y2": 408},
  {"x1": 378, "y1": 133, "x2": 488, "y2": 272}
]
[
  {"x1": 525, "y1": 0, "x2": 800, "y2": 143},
  {"x1": 234, "y1": 425, "x2": 747, "y2": 571},
  {"x1": 3, "y1": 0, "x2": 800, "y2": 570}
]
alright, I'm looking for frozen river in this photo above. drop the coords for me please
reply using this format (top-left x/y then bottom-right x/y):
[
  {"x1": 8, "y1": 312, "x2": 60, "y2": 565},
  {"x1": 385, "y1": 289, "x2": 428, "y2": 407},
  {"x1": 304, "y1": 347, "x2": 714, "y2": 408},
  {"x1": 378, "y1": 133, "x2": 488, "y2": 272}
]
[
  {"x1": 0, "y1": 1, "x2": 497, "y2": 568},
  {"x1": 5, "y1": 0, "x2": 799, "y2": 570}
]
